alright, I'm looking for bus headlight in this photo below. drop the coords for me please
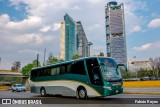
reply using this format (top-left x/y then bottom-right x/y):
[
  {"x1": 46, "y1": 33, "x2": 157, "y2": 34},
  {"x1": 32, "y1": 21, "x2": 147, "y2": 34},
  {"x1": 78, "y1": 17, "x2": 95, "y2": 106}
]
[{"x1": 103, "y1": 86, "x2": 112, "y2": 90}]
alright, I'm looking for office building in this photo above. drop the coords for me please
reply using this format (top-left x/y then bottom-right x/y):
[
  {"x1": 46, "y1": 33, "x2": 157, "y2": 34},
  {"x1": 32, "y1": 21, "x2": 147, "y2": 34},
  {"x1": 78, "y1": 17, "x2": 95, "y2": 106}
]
[
  {"x1": 60, "y1": 13, "x2": 76, "y2": 61},
  {"x1": 76, "y1": 21, "x2": 89, "y2": 57},
  {"x1": 105, "y1": 1, "x2": 127, "y2": 64}
]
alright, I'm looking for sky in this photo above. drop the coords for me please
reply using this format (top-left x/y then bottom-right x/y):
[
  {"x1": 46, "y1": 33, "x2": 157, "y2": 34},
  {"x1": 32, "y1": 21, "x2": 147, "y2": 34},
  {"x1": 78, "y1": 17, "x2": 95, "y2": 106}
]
[{"x1": 0, "y1": 0, "x2": 160, "y2": 69}]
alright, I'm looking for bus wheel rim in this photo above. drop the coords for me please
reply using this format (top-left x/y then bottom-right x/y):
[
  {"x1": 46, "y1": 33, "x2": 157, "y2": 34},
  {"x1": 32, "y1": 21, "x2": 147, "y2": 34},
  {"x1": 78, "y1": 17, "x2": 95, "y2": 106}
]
[
  {"x1": 79, "y1": 90, "x2": 85, "y2": 98},
  {"x1": 41, "y1": 90, "x2": 45, "y2": 96}
]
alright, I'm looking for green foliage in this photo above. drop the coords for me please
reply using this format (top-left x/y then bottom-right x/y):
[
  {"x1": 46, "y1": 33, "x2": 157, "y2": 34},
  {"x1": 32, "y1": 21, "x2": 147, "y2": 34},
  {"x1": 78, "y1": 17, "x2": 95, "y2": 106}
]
[
  {"x1": 122, "y1": 71, "x2": 131, "y2": 79},
  {"x1": 46, "y1": 52, "x2": 59, "y2": 65},
  {"x1": 72, "y1": 54, "x2": 79, "y2": 60},
  {"x1": 32, "y1": 60, "x2": 41, "y2": 67},
  {"x1": 137, "y1": 69, "x2": 157, "y2": 78},
  {"x1": 21, "y1": 63, "x2": 33, "y2": 76},
  {"x1": 21, "y1": 60, "x2": 41, "y2": 76}
]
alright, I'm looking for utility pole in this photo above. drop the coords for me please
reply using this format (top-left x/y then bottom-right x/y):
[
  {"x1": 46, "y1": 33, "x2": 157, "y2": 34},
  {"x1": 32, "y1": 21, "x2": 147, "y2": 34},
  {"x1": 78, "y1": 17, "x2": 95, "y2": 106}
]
[
  {"x1": 43, "y1": 48, "x2": 46, "y2": 66},
  {"x1": 37, "y1": 54, "x2": 39, "y2": 67},
  {"x1": 0, "y1": 57, "x2": 1, "y2": 69}
]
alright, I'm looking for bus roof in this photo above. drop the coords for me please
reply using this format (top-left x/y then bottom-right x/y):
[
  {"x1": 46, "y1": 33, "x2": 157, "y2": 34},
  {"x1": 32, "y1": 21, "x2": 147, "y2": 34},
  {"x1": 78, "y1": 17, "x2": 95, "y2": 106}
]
[{"x1": 31, "y1": 56, "x2": 113, "y2": 71}]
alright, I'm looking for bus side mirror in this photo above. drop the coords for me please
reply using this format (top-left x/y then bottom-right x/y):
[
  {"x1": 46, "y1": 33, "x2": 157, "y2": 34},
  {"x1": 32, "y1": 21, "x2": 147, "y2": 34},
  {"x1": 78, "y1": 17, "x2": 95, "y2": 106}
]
[{"x1": 117, "y1": 64, "x2": 127, "y2": 72}]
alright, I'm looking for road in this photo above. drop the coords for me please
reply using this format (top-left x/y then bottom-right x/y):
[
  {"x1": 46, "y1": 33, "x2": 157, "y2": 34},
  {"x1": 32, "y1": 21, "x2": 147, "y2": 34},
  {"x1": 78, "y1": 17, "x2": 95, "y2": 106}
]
[
  {"x1": 124, "y1": 88, "x2": 160, "y2": 92},
  {"x1": 0, "y1": 91, "x2": 160, "y2": 107}
]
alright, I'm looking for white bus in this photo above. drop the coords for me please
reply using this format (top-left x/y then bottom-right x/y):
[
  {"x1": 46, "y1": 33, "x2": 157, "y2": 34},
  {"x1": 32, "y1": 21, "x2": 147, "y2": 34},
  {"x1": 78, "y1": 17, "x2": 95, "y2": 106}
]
[{"x1": 30, "y1": 57, "x2": 126, "y2": 99}]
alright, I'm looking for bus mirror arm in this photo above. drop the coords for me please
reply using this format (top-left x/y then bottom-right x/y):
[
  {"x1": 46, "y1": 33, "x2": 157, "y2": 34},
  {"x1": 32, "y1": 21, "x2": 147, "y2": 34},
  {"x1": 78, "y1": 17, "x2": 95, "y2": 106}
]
[
  {"x1": 117, "y1": 64, "x2": 127, "y2": 72},
  {"x1": 100, "y1": 63, "x2": 105, "y2": 66}
]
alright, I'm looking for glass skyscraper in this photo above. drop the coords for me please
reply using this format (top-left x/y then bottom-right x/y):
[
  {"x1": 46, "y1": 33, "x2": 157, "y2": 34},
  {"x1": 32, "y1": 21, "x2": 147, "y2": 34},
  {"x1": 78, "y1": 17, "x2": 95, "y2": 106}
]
[
  {"x1": 60, "y1": 14, "x2": 90, "y2": 61},
  {"x1": 105, "y1": 1, "x2": 127, "y2": 64},
  {"x1": 76, "y1": 21, "x2": 89, "y2": 58},
  {"x1": 60, "y1": 13, "x2": 76, "y2": 61}
]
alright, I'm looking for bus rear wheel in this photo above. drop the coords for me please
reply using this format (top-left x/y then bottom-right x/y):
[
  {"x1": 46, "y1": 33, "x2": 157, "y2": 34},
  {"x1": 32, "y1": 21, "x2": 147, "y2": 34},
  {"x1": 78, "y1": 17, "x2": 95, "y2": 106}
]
[
  {"x1": 40, "y1": 87, "x2": 46, "y2": 97},
  {"x1": 77, "y1": 87, "x2": 87, "y2": 99}
]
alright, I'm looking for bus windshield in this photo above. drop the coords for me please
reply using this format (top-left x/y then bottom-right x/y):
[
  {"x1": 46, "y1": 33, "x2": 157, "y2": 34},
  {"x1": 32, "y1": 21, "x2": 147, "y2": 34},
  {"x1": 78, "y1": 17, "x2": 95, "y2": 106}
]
[{"x1": 99, "y1": 58, "x2": 122, "y2": 82}]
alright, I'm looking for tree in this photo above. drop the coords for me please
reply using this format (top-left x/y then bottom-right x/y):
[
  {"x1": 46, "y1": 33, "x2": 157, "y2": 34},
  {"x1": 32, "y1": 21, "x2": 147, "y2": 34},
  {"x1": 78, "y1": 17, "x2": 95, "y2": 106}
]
[
  {"x1": 32, "y1": 60, "x2": 41, "y2": 67},
  {"x1": 149, "y1": 58, "x2": 156, "y2": 70},
  {"x1": 21, "y1": 60, "x2": 41, "y2": 76},
  {"x1": 99, "y1": 52, "x2": 104, "y2": 56},
  {"x1": 21, "y1": 63, "x2": 33, "y2": 76},
  {"x1": 46, "y1": 52, "x2": 59, "y2": 65},
  {"x1": 122, "y1": 71, "x2": 131, "y2": 79},
  {"x1": 11, "y1": 61, "x2": 21, "y2": 70},
  {"x1": 154, "y1": 57, "x2": 160, "y2": 77},
  {"x1": 72, "y1": 54, "x2": 79, "y2": 60}
]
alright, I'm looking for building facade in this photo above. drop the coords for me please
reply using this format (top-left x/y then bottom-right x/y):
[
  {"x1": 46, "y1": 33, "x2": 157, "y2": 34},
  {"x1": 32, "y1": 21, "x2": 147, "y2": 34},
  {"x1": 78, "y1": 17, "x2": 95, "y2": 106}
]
[
  {"x1": 76, "y1": 21, "x2": 89, "y2": 58},
  {"x1": 60, "y1": 13, "x2": 76, "y2": 61},
  {"x1": 105, "y1": 1, "x2": 127, "y2": 64},
  {"x1": 60, "y1": 14, "x2": 90, "y2": 61},
  {"x1": 128, "y1": 59, "x2": 152, "y2": 72},
  {"x1": 60, "y1": 21, "x2": 66, "y2": 60}
]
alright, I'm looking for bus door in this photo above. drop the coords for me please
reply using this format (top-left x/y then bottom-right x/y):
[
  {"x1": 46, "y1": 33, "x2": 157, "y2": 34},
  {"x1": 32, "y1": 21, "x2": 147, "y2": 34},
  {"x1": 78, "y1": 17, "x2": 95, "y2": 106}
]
[{"x1": 86, "y1": 58, "x2": 103, "y2": 86}]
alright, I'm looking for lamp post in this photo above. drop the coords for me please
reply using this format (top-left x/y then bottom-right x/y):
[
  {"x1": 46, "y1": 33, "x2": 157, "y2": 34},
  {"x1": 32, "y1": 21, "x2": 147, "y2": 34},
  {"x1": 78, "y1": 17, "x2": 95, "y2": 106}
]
[
  {"x1": 87, "y1": 42, "x2": 93, "y2": 57},
  {"x1": 133, "y1": 56, "x2": 137, "y2": 78}
]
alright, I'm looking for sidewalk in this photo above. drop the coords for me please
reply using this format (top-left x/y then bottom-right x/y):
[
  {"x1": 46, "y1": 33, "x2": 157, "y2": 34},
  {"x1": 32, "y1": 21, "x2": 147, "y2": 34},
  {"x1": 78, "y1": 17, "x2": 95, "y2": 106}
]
[{"x1": 123, "y1": 88, "x2": 160, "y2": 95}]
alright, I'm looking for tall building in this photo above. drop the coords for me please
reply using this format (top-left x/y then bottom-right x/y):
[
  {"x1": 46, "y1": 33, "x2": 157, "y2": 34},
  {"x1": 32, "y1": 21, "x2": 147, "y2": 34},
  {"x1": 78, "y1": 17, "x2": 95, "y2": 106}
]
[
  {"x1": 60, "y1": 13, "x2": 76, "y2": 61},
  {"x1": 60, "y1": 21, "x2": 65, "y2": 60},
  {"x1": 76, "y1": 21, "x2": 89, "y2": 58},
  {"x1": 105, "y1": 1, "x2": 127, "y2": 64}
]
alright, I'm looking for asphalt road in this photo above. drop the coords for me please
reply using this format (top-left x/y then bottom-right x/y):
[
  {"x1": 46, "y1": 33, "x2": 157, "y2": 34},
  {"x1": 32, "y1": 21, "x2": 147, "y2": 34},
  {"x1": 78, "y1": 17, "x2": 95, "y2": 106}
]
[
  {"x1": 0, "y1": 91, "x2": 160, "y2": 107},
  {"x1": 124, "y1": 88, "x2": 160, "y2": 92}
]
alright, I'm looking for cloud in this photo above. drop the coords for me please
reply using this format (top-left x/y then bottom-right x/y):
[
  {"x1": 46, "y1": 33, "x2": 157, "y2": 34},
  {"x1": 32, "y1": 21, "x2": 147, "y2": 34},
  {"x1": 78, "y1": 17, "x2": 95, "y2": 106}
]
[
  {"x1": 52, "y1": 22, "x2": 61, "y2": 31},
  {"x1": 0, "y1": 14, "x2": 10, "y2": 24},
  {"x1": 87, "y1": 0, "x2": 102, "y2": 4},
  {"x1": 5, "y1": 16, "x2": 42, "y2": 30},
  {"x1": 18, "y1": 49, "x2": 41, "y2": 54},
  {"x1": 3, "y1": 33, "x2": 54, "y2": 44},
  {"x1": 40, "y1": 23, "x2": 61, "y2": 32},
  {"x1": 88, "y1": 23, "x2": 102, "y2": 30},
  {"x1": 148, "y1": 18, "x2": 160, "y2": 28},
  {"x1": 134, "y1": 43, "x2": 151, "y2": 51},
  {"x1": 131, "y1": 25, "x2": 142, "y2": 33},
  {"x1": 40, "y1": 26, "x2": 51, "y2": 32},
  {"x1": 133, "y1": 41, "x2": 160, "y2": 52}
]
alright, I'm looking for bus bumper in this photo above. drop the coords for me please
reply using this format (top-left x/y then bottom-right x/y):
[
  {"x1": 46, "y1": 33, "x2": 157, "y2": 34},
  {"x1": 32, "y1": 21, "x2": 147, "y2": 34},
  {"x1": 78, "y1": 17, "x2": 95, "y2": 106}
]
[{"x1": 103, "y1": 86, "x2": 123, "y2": 96}]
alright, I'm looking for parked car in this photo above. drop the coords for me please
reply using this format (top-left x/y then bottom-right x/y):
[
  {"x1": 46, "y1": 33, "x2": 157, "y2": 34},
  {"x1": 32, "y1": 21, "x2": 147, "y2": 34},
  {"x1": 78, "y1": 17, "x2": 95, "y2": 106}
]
[
  {"x1": 11, "y1": 84, "x2": 26, "y2": 92},
  {"x1": 149, "y1": 76, "x2": 157, "y2": 80},
  {"x1": 140, "y1": 77, "x2": 150, "y2": 81}
]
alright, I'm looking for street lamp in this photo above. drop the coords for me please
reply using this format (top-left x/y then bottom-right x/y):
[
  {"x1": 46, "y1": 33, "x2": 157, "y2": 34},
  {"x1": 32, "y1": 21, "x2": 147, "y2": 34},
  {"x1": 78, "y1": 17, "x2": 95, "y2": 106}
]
[{"x1": 87, "y1": 42, "x2": 93, "y2": 57}]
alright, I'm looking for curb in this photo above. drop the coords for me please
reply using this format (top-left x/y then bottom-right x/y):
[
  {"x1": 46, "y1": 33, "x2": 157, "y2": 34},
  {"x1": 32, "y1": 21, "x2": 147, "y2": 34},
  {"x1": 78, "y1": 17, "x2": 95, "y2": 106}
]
[{"x1": 124, "y1": 92, "x2": 160, "y2": 95}]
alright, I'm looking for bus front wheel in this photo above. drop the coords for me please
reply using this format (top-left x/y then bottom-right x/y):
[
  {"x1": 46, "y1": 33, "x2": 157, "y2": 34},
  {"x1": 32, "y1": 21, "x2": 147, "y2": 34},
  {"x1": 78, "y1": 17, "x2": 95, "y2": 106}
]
[
  {"x1": 40, "y1": 87, "x2": 46, "y2": 97},
  {"x1": 77, "y1": 87, "x2": 87, "y2": 99}
]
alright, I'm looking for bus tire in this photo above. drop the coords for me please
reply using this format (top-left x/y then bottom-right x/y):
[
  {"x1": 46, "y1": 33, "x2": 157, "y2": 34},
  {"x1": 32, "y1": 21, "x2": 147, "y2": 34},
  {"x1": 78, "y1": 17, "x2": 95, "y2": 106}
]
[
  {"x1": 40, "y1": 87, "x2": 46, "y2": 97},
  {"x1": 77, "y1": 87, "x2": 87, "y2": 99}
]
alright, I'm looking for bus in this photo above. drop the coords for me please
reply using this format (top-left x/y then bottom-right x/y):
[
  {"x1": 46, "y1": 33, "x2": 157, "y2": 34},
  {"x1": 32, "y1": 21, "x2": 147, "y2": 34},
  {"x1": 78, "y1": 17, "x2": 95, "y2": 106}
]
[{"x1": 30, "y1": 57, "x2": 126, "y2": 99}]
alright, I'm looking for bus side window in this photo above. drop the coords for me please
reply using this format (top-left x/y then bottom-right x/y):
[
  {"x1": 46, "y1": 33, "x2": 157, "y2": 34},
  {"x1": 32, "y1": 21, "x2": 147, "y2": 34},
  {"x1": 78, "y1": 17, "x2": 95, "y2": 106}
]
[
  {"x1": 60, "y1": 65, "x2": 66, "y2": 74},
  {"x1": 51, "y1": 68, "x2": 57, "y2": 76},
  {"x1": 45, "y1": 69, "x2": 51, "y2": 76},
  {"x1": 56, "y1": 67, "x2": 60, "y2": 74},
  {"x1": 31, "y1": 70, "x2": 38, "y2": 78},
  {"x1": 86, "y1": 58, "x2": 101, "y2": 85},
  {"x1": 70, "y1": 61, "x2": 86, "y2": 75},
  {"x1": 66, "y1": 64, "x2": 72, "y2": 73}
]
